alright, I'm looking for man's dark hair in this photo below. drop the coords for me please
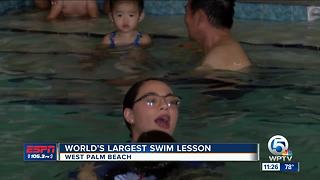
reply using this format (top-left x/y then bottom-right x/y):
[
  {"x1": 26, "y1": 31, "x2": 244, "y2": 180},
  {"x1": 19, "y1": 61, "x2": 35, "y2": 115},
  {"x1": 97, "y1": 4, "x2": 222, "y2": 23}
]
[
  {"x1": 189, "y1": 0, "x2": 235, "y2": 29},
  {"x1": 122, "y1": 78, "x2": 169, "y2": 138},
  {"x1": 109, "y1": 0, "x2": 144, "y2": 13}
]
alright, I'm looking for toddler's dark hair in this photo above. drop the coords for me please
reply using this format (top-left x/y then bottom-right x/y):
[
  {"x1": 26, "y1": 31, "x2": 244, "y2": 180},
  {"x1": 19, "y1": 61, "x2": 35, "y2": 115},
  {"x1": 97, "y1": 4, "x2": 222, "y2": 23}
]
[{"x1": 110, "y1": 0, "x2": 144, "y2": 13}]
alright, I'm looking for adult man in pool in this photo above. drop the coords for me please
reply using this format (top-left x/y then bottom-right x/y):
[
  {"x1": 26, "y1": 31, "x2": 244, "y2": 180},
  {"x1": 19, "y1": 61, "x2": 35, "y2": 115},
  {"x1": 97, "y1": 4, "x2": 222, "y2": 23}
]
[{"x1": 184, "y1": 0, "x2": 251, "y2": 71}]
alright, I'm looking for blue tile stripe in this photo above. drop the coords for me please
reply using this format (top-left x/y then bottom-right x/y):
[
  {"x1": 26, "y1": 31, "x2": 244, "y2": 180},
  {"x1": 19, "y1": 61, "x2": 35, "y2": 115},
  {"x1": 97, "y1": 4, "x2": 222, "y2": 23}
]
[
  {"x1": 145, "y1": 0, "x2": 186, "y2": 15},
  {"x1": 0, "y1": 0, "x2": 309, "y2": 22},
  {"x1": 0, "y1": 0, "x2": 34, "y2": 15},
  {"x1": 235, "y1": 2, "x2": 308, "y2": 21}
]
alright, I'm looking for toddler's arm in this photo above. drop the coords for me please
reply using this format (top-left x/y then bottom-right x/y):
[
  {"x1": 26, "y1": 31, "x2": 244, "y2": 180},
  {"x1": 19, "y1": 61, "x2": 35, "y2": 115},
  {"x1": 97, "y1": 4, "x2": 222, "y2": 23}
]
[
  {"x1": 101, "y1": 34, "x2": 111, "y2": 46},
  {"x1": 140, "y1": 34, "x2": 152, "y2": 47}
]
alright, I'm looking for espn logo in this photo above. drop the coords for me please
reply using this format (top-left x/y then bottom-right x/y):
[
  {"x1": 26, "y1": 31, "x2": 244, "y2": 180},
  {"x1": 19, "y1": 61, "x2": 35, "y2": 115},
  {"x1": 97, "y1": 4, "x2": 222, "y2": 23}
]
[{"x1": 26, "y1": 145, "x2": 56, "y2": 153}]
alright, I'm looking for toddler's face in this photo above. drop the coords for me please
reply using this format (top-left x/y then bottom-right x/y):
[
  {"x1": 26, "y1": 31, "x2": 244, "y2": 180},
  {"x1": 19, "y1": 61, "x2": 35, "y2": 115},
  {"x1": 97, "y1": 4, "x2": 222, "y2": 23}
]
[{"x1": 111, "y1": 1, "x2": 141, "y2": 33}]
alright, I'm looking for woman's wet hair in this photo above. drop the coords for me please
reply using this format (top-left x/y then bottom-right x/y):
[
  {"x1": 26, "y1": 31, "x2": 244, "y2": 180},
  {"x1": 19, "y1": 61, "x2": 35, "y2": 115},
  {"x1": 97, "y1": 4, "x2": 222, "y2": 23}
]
[
  {"x1": 189, "y1": 0, "x2": 235, "y2": 29},
  {"x1": 109, "y1": 0, "x2": 144, "y2": 13},
  {"x1": 122, "y1": 78, "x2": 170, "y2": 138}
]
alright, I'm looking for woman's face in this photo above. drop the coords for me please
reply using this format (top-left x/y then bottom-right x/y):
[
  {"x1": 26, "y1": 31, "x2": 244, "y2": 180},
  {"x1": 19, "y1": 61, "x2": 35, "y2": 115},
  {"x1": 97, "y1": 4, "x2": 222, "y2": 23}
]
[{"x1": 124, "y1": 80, "x2": 180, "y2": 141}]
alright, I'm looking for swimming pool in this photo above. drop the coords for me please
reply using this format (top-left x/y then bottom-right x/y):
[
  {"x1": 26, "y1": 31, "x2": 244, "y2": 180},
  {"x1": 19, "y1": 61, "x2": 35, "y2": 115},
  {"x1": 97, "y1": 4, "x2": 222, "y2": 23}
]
[{"x1": 0, "y1": 11, "x2": 319, "y2": 180}]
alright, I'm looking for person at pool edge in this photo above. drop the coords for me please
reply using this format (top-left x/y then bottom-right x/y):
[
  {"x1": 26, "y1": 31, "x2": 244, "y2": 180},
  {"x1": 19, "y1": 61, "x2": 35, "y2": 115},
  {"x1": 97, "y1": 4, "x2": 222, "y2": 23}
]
[
  {"x1": 43, "y1": 0, "x2": 110, "y2": 15},
  {"x1": 102, "y1": 0, "x2": 152, "y2": 48},
  {"x1": 34, "y1": 0, "x2": 50, "y2": 10},
  {"x1": 185, "y1": 0, "x2": 251, "y2": 71},
  {"x1": 47, "y1": 0, "x2": 99, "y2": 20}
]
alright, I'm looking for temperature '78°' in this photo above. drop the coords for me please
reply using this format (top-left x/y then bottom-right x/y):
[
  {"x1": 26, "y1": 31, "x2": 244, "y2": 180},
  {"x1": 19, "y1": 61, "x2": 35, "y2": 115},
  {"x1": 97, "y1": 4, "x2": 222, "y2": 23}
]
[{"x1": 285, "y1": 164, "x2": 294, "y2": 170}]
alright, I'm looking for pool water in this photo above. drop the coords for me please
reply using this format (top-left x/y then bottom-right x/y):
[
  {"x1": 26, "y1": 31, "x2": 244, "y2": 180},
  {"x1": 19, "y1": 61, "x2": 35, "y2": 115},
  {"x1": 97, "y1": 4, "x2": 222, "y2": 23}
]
[{"x1": 0, "y1": 11, "x2": 319, "y2": 180}]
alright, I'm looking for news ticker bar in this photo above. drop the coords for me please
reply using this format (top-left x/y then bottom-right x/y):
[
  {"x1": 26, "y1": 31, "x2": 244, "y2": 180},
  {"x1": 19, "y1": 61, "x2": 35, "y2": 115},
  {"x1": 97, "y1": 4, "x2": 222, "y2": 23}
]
[
  {"x1": 261, "y1": 162, "x2": 299, "y2": 173},
  {"x1": 24, "y1": 143, "x2": 259, "y2": 161}
]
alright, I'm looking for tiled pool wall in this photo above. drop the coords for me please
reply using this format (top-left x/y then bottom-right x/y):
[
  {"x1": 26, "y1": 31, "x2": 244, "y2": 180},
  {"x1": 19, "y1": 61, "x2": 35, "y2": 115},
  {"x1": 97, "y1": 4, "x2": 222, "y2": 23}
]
[
  {"x1": 235, "y1": 3, "x2": 308, "y2": 21},
  {"x1": 0, "y1": 0, "x2": 317, "y2": 22},
  {"x1": 0, "y1": 0, "x2": 106, "y2": 14},
  {"x1": 0, "y1": 0, "x2": 33, "y2": 15}
]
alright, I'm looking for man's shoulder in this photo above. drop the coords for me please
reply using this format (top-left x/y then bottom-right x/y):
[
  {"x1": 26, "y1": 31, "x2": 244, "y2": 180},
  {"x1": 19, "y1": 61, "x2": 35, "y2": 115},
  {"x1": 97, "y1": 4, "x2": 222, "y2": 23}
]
[{"x1": 203, "y1": 40, "x2": 251, "y2": 71}]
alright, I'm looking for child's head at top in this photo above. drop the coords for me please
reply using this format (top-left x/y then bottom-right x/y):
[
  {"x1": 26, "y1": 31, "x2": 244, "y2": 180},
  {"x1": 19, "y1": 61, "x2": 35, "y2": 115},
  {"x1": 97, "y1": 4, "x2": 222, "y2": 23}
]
[{"x1": 109, "y1": 0, "x2": 145, "y2": 33}]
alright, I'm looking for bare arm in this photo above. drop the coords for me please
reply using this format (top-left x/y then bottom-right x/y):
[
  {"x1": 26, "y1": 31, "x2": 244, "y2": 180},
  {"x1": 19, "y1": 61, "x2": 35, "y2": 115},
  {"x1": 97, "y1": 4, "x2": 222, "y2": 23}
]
[
  {"x1": 87, "y1": 0, "x2": 99, "y2": 18},
  {"x1": 47, "y1": 0, "x2": 63, "y2": 20},
  {"x1": 104, "y1": 0, "x2": 110, "y2": 14},
  {"x1": 140, "y1": 34, "x2": 152, "y2": 47},
  {"x1": 101, "y1": 34, "x2": 111, "y2": 46},
  {"x1": 34, "y1": 0, "x2": 50, "y2": 10}
]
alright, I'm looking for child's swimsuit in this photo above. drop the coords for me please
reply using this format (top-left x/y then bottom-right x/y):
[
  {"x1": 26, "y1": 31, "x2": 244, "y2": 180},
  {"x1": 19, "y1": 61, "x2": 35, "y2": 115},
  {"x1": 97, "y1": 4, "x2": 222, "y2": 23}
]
[{"x1": 109, "y1": 31, "x2": 142, "y2": 48}]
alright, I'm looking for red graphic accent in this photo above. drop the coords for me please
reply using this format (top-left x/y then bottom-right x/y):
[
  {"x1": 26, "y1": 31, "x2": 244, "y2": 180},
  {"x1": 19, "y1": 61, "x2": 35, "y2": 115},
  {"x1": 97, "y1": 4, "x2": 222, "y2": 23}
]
[{"x1": 26, "y1": 145, "x2": 55, "y2": 153}]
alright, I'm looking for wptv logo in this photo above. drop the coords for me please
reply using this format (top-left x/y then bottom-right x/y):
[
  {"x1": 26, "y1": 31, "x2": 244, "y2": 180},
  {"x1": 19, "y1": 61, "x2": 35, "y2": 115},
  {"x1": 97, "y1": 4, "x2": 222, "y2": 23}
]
[{"x1": 268, "y1": 135, "x2": 293, "y2": 162}]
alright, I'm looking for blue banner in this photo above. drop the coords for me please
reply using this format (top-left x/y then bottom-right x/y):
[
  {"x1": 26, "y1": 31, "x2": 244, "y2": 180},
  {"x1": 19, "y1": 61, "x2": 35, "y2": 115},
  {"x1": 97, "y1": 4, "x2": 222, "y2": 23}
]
[
  {"x1": 280, "y1": 162, "x2": 299, "y2": 172},
  {"x1": 59, "y1": 143, "x2": 259, "y2": 153},
  {"x1": 24, "y1": 143, "x2": 57, "y2": 161}
]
